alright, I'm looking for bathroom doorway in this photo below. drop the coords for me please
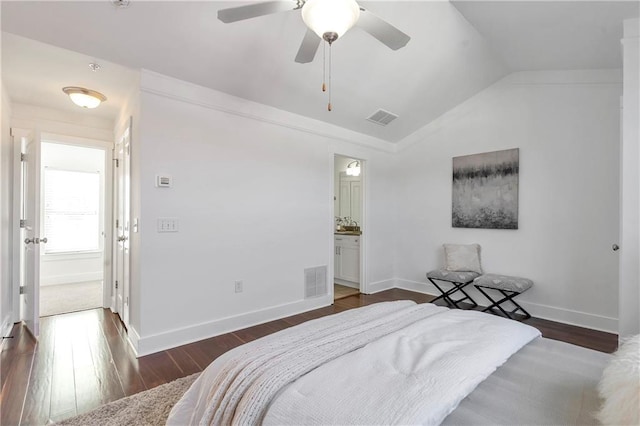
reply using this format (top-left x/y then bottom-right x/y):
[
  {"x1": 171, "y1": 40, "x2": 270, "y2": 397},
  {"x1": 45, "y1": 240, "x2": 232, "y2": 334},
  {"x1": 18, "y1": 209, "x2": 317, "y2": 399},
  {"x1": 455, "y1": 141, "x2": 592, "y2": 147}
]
[{"x1": 333, "y1": 155, "x2": 363, "y2": 300}]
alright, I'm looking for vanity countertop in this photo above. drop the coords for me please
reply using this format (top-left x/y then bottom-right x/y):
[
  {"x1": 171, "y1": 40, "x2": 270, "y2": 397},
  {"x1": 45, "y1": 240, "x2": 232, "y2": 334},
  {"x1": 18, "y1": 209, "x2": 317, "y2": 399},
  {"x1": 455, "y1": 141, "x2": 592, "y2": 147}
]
[{"x1": 334, "y1": 231, "x2": 362, "y2": 236}]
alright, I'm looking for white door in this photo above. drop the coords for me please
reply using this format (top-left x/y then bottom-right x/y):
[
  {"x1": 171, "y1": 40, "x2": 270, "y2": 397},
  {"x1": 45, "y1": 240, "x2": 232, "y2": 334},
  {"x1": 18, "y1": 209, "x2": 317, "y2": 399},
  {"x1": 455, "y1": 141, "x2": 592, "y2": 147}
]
[
  {"x1": 21, "y1": 130, "x2": 42, "y2": 336},
  {"x1": 113, "y1": 124, "x2": 131, "y2": 327}
]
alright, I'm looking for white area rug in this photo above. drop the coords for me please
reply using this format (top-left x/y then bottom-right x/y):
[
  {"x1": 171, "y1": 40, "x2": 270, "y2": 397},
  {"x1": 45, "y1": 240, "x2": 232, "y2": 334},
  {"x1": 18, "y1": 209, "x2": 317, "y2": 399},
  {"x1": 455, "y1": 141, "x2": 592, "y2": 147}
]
[
  {"x1": 57, "y1": 373, "x2": 199, "y2": 426},
  {"x1": 40, "y1": 281, "x2": 103, "y2": 317}
]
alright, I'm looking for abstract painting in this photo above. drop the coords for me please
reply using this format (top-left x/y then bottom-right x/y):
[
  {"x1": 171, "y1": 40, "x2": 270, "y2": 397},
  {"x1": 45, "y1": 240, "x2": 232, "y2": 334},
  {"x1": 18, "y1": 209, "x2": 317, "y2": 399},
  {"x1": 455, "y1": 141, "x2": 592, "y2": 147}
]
[{"x1": 452, "y1": 148, "x2": 519, "y2": 229}]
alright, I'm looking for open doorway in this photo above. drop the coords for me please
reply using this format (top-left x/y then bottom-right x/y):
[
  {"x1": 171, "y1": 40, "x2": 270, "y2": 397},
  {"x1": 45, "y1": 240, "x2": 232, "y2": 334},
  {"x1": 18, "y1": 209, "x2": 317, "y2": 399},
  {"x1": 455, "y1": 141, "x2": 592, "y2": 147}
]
[
  {"x1": 333, "y1": 155, "x2": 362, "y2": 300},
  {"x1": 38, "y1": 140, "x2": 107, "y2": 317}
]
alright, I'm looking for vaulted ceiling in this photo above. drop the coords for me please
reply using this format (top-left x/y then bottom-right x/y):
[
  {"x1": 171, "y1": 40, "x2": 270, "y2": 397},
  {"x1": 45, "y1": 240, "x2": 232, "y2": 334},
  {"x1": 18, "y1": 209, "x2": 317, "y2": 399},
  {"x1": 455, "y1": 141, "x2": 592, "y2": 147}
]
[{"x1": 2, "y1": 1, "x2": 638, "y2": 143}]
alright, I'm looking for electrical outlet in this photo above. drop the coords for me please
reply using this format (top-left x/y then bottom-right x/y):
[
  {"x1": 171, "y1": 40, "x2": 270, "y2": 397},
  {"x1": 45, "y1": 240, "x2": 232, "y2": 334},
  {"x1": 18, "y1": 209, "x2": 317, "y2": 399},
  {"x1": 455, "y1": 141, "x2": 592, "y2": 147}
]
[{"x1": 234, "y1": 280, "x2": 243, "y2": 293}]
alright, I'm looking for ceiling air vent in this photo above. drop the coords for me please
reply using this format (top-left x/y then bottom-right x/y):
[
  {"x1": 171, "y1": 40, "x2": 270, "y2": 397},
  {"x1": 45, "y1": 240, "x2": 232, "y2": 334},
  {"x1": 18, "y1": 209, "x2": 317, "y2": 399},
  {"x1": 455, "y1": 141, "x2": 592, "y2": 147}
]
[{"x1": 366, "y1": 109, "x2": 398, "y2": 126}]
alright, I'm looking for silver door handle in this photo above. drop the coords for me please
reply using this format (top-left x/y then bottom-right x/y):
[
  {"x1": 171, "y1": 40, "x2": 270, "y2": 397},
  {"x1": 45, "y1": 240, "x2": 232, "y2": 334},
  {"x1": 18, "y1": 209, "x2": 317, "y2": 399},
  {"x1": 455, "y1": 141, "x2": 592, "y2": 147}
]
[
  {"x1": 36, "y1": 237, "x2": 48, "y2": 244},
  {"x1": 24, "y1": 237, "x2": 35, "y2": 244},
  {"x1": 612, "y1": 244, "x2": 620, "y2": 251}
]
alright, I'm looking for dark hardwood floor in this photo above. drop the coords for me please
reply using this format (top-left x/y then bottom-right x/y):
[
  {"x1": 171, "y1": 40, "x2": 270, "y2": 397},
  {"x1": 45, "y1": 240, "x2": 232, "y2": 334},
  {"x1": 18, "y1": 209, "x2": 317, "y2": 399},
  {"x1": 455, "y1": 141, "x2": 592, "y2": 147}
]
[{"x1": 1, "y1": 288, "x2": 618, "y2": 425}]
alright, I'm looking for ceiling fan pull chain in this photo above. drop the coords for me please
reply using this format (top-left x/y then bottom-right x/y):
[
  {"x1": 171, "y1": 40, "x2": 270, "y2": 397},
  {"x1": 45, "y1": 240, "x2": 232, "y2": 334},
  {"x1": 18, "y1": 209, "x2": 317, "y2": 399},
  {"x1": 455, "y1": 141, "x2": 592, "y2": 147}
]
[
  {"x1": 328, "y1": 42, "x2": 332, "y2": 111},
  {"x1": 322, "y1": 42, "x2": 326, "y2": 92}
]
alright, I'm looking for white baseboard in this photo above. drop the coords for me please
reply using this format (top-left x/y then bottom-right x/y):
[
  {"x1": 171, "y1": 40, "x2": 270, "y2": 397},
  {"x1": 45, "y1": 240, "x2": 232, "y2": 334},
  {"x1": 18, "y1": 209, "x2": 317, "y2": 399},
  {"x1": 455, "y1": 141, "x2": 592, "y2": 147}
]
[
  {"x1": 518, "y1": 301, "x2": 618, "y2": 333},
  {"x1": 334, "y1": 279, "x2": 359, "y2": 289},
  {"x1": 133, "y1": 295, "x2": 333, "y2": 357},
  {"x1": 128, "y1": 325, "x2": 141, "y2": 355},
  {"x1": 366, "y1": 279, "x2": 396, "y2": 294},
  {"x1": 396, "y1": 278, "x2": 439, "y2": 296},
  {"x1": 41, "y1": 272, "x2": 102, "y2": 286},
  {"x1": 395, "y1": 278, "x2": 618, "y2": 333},
  {"x1": 128, "y1": 278, "x2": 617, "y2": 357}
]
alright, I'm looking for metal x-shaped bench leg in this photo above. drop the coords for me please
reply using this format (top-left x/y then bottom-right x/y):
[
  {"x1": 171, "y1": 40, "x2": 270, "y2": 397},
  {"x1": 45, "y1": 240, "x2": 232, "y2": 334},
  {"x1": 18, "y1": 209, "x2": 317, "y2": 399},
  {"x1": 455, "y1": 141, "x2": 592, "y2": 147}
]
[
  {"x1": 476, "y1": 286, "x2": 531, "y2": 320},
  {"x1": 429, "y1": 278, "x2": 478, "y2": 309}
]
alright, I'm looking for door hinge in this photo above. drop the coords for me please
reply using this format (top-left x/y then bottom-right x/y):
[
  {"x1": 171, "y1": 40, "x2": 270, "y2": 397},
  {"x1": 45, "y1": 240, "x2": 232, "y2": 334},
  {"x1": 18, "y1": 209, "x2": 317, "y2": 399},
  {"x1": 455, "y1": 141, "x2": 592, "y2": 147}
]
[
  {"x1": 115, "y1": 280, "x2": 119, "y2": 290},
  {"x1": 20, "y1": 153, "x2": 26, "y2": 162},
  {"x1": 114, "y1": 158, "x2": 119, "y2": 167},
  {"x1": 19, "y1": 286, "x2": 25, "y2": 294},
  {"x1": 19, "y1": 219, "x2": 26, "y2": 228},
  {"x1": 116, "y1": 219, "x2": 119, "y2": 228}
]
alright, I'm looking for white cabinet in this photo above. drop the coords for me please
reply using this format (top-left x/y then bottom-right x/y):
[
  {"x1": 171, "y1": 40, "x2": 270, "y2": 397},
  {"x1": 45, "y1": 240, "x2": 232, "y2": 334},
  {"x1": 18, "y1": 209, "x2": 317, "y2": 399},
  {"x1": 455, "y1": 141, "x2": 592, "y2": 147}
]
[
  {"x1": 335, "y1": 235, "x2": 360, "y2": 286},
  {"x1": 338, "y1": 175, "x2": 361, "y2": 223}
]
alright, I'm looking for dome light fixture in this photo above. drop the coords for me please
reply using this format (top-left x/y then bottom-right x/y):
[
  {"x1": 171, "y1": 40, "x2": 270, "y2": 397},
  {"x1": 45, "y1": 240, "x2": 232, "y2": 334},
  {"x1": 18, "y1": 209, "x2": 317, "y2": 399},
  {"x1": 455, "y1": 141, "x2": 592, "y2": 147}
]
[
  {"x1": 346, "y1": 160, "x2": 361, "y2": 177},
  {"x1": 301, "y1": 0, "x2": 360, "y2": 44},
  {"x1": 62, "y1": 87, "x2": 107, "y2": 109}
]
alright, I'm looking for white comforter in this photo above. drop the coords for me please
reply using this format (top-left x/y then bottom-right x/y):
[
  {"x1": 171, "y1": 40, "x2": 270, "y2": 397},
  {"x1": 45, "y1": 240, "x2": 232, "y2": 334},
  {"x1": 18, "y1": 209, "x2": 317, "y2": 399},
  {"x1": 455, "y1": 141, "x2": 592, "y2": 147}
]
[{"x1": 167, "y1": 301, "x2": 540, "y2": 425}]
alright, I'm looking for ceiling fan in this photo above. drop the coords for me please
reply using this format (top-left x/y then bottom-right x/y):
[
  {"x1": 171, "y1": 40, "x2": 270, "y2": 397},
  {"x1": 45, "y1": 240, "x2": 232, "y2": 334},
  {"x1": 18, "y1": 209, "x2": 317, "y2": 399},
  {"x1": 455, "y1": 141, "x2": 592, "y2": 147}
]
[{"x1": 217, "y1": 0, "x2": 411, "y2": 64}]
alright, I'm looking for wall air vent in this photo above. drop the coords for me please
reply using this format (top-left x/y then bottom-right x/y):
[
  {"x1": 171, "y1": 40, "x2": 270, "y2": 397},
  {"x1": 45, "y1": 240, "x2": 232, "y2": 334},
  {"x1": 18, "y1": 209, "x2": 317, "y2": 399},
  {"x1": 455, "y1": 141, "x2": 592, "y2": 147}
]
[
  {"x1": 304, "y1": 266, "x2": 328, "y2": 299},
  {"x1": 366, "y1": 109, "x2": 399, "y2": 126}
]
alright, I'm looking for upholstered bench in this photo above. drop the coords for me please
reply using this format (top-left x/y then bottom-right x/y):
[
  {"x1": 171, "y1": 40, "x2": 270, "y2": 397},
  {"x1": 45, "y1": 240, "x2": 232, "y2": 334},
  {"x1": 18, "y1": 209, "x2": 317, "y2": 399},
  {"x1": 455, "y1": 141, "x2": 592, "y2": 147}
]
[
  {"x1": 473, "y1": 274, "x2": 533, "y2": 320},
  {"x1": 426, "y1": 269, "x2": 480, "y2": 309}
]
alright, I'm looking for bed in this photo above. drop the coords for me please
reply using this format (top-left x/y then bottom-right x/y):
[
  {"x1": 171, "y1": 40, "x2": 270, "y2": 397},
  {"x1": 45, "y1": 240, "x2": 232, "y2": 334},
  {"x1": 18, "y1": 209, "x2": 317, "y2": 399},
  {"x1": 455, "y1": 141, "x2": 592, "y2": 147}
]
[{"x1": 167, "y1": 300, "x2": 610, "y2": 425}]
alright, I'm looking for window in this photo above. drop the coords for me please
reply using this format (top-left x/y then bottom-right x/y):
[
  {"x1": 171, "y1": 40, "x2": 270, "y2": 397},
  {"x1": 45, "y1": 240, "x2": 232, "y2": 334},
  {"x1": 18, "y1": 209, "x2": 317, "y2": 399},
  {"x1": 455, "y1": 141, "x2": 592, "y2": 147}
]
[{"x1": 43, "y1": 169, "x2": 100, "y2": 253}]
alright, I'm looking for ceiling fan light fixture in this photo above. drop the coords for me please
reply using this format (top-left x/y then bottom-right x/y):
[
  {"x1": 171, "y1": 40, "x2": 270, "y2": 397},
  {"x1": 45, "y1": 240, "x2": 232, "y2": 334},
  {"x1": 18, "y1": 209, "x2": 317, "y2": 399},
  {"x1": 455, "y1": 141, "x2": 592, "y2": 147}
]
[
  {"x1": 301, "y1": 0, "x2": 360, "y2": 41},
  {"x1": 62, "y1": 86, "x2": 107, "y2": 109}
]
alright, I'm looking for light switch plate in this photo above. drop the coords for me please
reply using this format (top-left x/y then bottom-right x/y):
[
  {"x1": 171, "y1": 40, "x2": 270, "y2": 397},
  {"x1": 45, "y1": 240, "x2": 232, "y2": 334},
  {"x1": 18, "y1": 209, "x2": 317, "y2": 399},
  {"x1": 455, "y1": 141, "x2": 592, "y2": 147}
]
[{"x1": 157, "y1": 217, "x2": 178, "y2": 232}]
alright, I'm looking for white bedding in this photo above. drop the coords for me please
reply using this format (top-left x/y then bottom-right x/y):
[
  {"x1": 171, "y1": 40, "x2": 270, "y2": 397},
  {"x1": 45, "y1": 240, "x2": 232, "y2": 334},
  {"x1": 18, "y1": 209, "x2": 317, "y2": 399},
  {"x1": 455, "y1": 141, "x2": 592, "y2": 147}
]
[{"x1": 167, "y1": 301, "x2": 540, "y2": 425}]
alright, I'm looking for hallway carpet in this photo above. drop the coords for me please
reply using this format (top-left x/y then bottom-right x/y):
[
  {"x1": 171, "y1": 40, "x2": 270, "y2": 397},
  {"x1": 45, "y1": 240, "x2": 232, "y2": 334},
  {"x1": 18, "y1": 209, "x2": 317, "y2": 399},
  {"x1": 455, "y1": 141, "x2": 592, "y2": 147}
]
[{"x1": 40, "y1": 281, "x2": 103, "y2": 317}]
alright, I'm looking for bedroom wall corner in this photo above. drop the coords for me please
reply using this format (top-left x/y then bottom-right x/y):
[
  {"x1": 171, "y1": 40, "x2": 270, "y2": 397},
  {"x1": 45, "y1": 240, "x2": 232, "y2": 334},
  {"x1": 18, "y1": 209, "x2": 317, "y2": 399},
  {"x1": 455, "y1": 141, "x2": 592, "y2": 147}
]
[{"x1": 392, "y1": 70, "x2": 622, "y2": 332}]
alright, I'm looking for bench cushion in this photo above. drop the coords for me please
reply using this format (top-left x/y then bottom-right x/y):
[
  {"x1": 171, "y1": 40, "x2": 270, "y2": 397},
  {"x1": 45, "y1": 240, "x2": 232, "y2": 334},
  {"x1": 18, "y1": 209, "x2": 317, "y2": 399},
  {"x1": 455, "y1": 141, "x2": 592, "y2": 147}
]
[
  {"x1": 474, "y1": 274, "x2": 533, "y2": 293},
  {"x1": 427, "y1": 269, "x2": 481, "y2": 283}
]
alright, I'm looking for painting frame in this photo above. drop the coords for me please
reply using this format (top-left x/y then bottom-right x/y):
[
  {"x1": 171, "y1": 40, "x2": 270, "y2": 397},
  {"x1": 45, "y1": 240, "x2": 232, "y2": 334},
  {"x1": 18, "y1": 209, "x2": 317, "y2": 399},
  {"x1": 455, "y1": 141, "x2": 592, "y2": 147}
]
[{"x1": 452, "y1": 148, "x2": 519, "y2": 230}]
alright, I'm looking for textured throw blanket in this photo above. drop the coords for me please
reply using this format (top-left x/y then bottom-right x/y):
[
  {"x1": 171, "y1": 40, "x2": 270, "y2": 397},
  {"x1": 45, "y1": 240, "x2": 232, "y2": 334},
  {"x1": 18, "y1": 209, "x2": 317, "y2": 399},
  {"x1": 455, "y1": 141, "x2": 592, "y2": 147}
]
[
  {"x1": 202, "y1": 301, "x2": 445, "y2": 425},
  {"x1": 167, "y1": 301, "x2": 540, "y2": 425}
]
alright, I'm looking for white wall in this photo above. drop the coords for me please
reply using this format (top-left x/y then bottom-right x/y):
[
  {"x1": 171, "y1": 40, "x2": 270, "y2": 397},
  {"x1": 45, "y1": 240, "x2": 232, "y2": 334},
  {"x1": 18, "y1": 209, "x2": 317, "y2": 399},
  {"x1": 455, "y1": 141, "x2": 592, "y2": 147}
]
[
  {"x1": 394, "y1": 70, "x2": 622, "y2": 332},
  {"x1": 619, "y1": 18, "x2": 640, "y2": 339},
  {"x1": 130, "y1": 71, "x2": 396, "y2": 355},
  {"x1": 39, "y1": 142, "x2": 105, "y2": 286},
  {"x1": 11, "y1": 104, "x2": 113, "y2": 142},
  {"x1": 1, "y1": 83, "x2": 14, "y2": 337}
]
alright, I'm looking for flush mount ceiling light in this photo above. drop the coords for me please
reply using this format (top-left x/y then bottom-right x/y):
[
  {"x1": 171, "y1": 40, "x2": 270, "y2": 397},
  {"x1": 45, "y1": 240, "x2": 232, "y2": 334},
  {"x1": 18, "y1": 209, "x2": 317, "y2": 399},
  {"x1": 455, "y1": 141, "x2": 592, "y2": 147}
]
[
  {"x1": 346, "y1": 160, "x2": 361, "y2": 177},
  {"x1": 62, "y1": 87, "x2": 107, "y2": 109}
]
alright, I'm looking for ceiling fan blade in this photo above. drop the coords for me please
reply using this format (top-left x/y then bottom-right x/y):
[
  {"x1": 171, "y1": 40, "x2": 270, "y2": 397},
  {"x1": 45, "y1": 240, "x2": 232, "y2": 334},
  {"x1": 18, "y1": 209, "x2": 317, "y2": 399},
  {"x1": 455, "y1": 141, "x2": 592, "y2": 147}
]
[
  {"x1": 218, "y1": 1, "x2": 300, "y2": 23},
  {"x1": 295, "y1": 29, "x2": 321, "y2": 63},
  {"x1": 356, "y1": 8, "x2": 410, "y2": 50}
]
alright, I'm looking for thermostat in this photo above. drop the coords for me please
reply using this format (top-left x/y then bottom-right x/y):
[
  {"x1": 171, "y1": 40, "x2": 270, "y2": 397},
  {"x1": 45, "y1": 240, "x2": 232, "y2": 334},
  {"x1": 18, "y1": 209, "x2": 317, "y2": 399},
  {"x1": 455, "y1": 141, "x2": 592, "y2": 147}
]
[{"x1": 156, "y1": 174, "x2": 172, "y2": 188}]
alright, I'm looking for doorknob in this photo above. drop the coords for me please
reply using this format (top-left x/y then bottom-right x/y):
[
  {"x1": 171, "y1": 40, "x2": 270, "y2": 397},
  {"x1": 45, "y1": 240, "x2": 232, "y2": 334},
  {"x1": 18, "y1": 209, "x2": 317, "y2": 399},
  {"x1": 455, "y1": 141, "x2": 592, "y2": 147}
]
[
  {"x1": 117, "y1": 235, "x2": 127, "y2": 242},
  {"x1": 36, "y1": 237, "x2": 48, "y2": 244},
  {"x1": 612, "y1": 244, "x2": 620, "y2": 251},
  {"x1": 24, "y1": 237, "x2": 35, "y2": 244}
]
